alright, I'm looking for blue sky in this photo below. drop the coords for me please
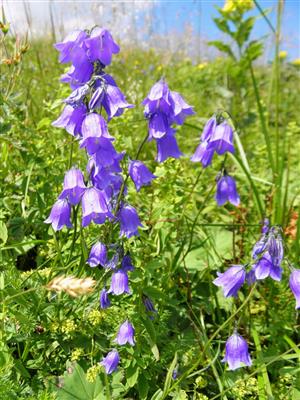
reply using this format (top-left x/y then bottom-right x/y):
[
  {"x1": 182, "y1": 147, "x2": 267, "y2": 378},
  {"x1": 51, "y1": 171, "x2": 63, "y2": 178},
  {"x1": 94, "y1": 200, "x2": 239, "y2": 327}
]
[
  {"x1": 151, "y1": 0, "x2": 300, "y2": 60},
  {"x1": 3, "y1": 0, "x2": 300, "y2": 60}
]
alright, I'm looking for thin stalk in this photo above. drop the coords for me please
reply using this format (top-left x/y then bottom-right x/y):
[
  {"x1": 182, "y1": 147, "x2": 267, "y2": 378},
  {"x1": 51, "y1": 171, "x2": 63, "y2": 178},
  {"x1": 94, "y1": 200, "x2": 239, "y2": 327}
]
[
  {"x1": 68, "y1": 136, "x2": 75, "y2": 169},
  {"x1": 253, "y1": 0, "x2": 276, "y2": 33},
  {"x1": 166, "y1": 285, "x2": 257, "y2": 396},
  {"x1": 249, "y1": 62, "x2": 275, "y2": 176}
]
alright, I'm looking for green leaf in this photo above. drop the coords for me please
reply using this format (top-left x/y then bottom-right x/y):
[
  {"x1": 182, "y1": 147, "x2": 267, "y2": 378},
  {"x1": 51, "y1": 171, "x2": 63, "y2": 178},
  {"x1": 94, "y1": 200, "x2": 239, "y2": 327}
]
[
  {"x1": 137, "y1": 373, "x2": 149, "y2": 399},
  {"x1": 208, "y1": 41, "x2": 236, "y2": 59},
  {"x1": 56, "y1": 363, "x2": 104, "y2": 400},
  {"x1": 162, "y1": 352, "x2": 177, "y2": 397},
  {"x1": 0, "y1": 221, "x2": 8, "y2": 245},
  {"x1": 213, "y1": 18, "x2": 232, "y2": 35},
  {"x1": 244, "y1": 41, "x2": 263, "y2": 62},
  {"x1": 126, "y1": 362, "x2": 140, "y2": 388}
]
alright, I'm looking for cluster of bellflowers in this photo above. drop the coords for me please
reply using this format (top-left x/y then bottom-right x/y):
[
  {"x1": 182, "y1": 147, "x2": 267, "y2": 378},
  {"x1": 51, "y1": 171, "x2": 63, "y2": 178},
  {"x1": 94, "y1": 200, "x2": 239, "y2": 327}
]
[
  {"x1": 142, "y1": 78, "x2": 195, "y2": 162},
  {"x1": 191, "y1": 114, "x2": 240, "y2": 207},
  {"x1": 213, "y1": 218, "x2": 300, "y2": 370},
  {"x1": 45, "y1": 27, "x2": 193, "y2": 375}
]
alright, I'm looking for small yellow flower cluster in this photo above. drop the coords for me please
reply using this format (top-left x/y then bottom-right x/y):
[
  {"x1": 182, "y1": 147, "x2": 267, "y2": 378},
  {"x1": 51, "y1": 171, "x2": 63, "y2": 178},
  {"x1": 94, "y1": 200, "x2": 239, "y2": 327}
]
[
  {"x1": 196, "y1": 394, "x2": 209, "y2": 400},
  {"x1": 231, "y1": 377, "x2": 258, "y2": 398},
  {"x1": 197, "y1": 62, "x2": 208, "y2": 70},
  {"x1": 71, "y1": 347, "x2": 84, "y2": 362},
  {"x1": 86, "y1": 364, "x2": 102, "y2": 383},
  {"x1": 61, "y1": 319, "x2": 77, "y2": 334},
  {"x1": 49, "y1": 322, "x2": 60, "y2": 333},
  {"x1": 87, "y1": 309, "x2": 103, "y2": 326},
  {"x1": 223, "y1": 0, "x2": 254, "y2": 13},
  {"x1": 279, "y1": 51, "x2": 287, "y2": 59},
  {"x1": 195, "y1": 375, "x2": 207, "y2": 389},
  {"x1": 250, "y1": 302, "x2": 266, "y2": 314},
  {"x1": 292, "y1": 58, "x2": 300, "y2": 66}
]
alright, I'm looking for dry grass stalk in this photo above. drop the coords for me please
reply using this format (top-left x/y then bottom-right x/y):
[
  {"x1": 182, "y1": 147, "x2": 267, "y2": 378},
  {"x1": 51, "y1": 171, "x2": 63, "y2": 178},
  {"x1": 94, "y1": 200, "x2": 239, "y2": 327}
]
[{"x1": 46, "y1": 275, "x2": 96, "y2": 297}]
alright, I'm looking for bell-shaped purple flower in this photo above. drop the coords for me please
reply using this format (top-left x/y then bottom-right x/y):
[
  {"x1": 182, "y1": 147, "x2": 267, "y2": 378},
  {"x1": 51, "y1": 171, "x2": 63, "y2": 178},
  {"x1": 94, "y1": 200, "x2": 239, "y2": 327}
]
[
  {"x1": 222, "y1": 332, "x2": 252, "y2": 370},
  {"x1": 142, "y1": 79, "x2": 172, "y2": 115},
  {"x1": 59, "y1": 168, "x2": 86, "y2": 205},
  {"x1": 129, "y1": 160, "x2": 156, "y2": 192},
  {"x1": 81, "y1": 187, "x2": 112, "y2": 227},
  {"x1": 115, "y1": 320, "x2": 135, "y2": 346},
  {"x1": 200, "y1": 117, "x2": 217, "y2": 142},
  {"x1": 87, "y1": 242, "x2": 107, "y2": 267},
  {"x1": 60, "y1": 47, "x2": 93, "y2": 89},
  {"x1": 268, "y1": 229, "x2": 284, "y2": 266},
  {"x1": 215, "y1": 174, "x2": 240, "y2": 207},
  {"x1": 100, "y1": 350, "x2": 119, "y2": 374},
  {"x1": 213, "y1": 265, "x2": 246, "y2": 297},
  {"x1": 118, "y1": 204, "x2": 143, "y2": 238},
  {"x1": 100, "y1": 288, "x2": 111, "y2": 309},
  {"x1": 84, "y1": 27, "x2": 120, "y2": 65},
  {"x1": 207, "y1": 121, "x2": 234, "y2": 155},
  {"x1": 148, "y1": 112, "x2": 170, "y2": 139},
  {"x1": 44, "y1": 199, "x2": 73, "y2": 232},
  {"x1": 80, "y1": 113, "x2": 114, "y2": 155},
  {"x1": 190, "y1": 141, "x2": 215, "y2": 168},
  {"x1": 169, "y1": 90, "x2": 195, "y2": 125},
  {"x1": 289, "y1": 269, "x2": 300, "y2": 309},
  {"x1": 90, "y1": 75, "x2": 134, "y2": 120},
  {"x1": 254, "y1": 252, "x2": 282, "y2": 281},
  {"x1": 156, "y1": 129, "x2": 182, "y2": 163},
  {"x1": 121, "y1": 254, "x2": 135, "y2": 272},
  {"x1": 52, "y1": 104, "x2": 86, "y2": 137},
  {"x1": 54, "y1": 30, "x2": 88, "y2": 63},
  {"x1": 109, "y1": 269, "x2": 130, "y2": 295},
  {"x1": 252, "y1": 234, "x2": 268, "y2": 259}
]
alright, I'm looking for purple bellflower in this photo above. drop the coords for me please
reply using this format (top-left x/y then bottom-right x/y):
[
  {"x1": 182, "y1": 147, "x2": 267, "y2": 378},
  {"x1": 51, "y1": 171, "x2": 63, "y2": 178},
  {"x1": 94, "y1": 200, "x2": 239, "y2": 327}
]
[
  {"x1": 142, "y1": 79, "x2": 172, "y2": 115},
  {"x1": 100, "y1": 288, "x2": 111, "y2": 309},
  {"x1": 90, "y1": 75, "x2": 134, "y2": 119},
  {"x1": 143, "y1": 295, "x2": 157, "y2": 315},
  {"x1": 121, "y1": 254, "x2": 135, "y2": 272},
  {"x1": 223, "y1": 332, "x2": 252, "y2": 370},
  {"x1": 64, "y1": 84, "x2": 90, "y2": 107},
  {"x1": 81, "y1": 187, "x2": 112, "y2": 227},
  {"x1": 115, "y1": 320, "x2": 135, "y2": 346},
  {"x1": 59, "y1": 168, "x2": 86, "y2": 205},
  {"x1": 85, "y1": 27, "x2": 120, "y2": 65},
  {"x1": 253, "y1": 252, "x2": 282, "y2": 281},
  {"x1": 156, "y1": 129, "x2": 182, "y2": 163},
  {"x1": 87, "y1": 242, "x2": 107, "y2": 267},
  {"x1": 213, "y1": 265, "x2": 246, "y2": 297},
  {"x1": 101, "y1": 350, "x2": 119, "y2": 374},
  {"x1": 118, "y1": 204, "x2": 143, "y2": 238},
  {"x1": 52, "y1": 104, "x2": 86, "y2": 137},
  {"x1": 190, "y1": 141, "x2": 215, "y2": 168},
  {"x1": 60, "y1": 48, "x2": 93, "y2": 90},
  {"x1": 54, "y1": 30, "x2": 88, "y2": 63},
  {"x1": 207, "y1": 121, "x2": 234, "y2": 155},
  {"x1": 148, "y1": 112, "x2": 170, "y2": 139},
  {"x1": 109, "y1": 269, "x2": 130, "y2": 295},
  {"x1": 215, "y1": 174, "x2": 240, "y2": 207},
  {"x1": 129, "y1": 160, "x2": 156, "y2": 191},
  {"x1": 44, "y1": 198, "x2": 73, "y2": 232},
  {"x1": 289, "y1": 269, "x2": 300, "y2": 309},
  {"x1": 169, "y1": 90, "x2": 195, "y2": 124}
]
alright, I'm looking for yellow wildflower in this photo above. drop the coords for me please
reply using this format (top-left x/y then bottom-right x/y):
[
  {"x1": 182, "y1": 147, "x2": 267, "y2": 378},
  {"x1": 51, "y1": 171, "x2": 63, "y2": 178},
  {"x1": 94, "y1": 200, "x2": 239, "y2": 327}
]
[
  {"x1": 223, "y1": 0, "x2": 253, "y2": 13},
  {"x1": 86, "y1": 364, "x2": 102, "y2": 383},
  {"x1": 279, "y1": 50, "x2": 287, "y2": 59},
  {"x1": 71, "y1": 347, "x2": 84, "y2": 362},
  {"x1": 291, "y1": 58, "x2": 300, "y2": 66}
]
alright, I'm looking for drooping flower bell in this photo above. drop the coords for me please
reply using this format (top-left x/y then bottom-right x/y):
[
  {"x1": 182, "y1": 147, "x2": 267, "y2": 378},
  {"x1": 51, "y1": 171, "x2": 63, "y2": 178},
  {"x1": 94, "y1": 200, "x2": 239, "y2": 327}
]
[
  {"x1": 54, "y1": 30, "x2": 88, "y2": 63},
  {"x1": 115, "y1": 320, "x2": 135, "y2": 346},
  {"x1": 59, "y1": 168, "x2": 86, "y2": 205},
  {"x1": 109, "y1": 269, "x2": 130, "y2": 295},
  {"x1": 100, "y1": 288, "x2": 111, "y2": 309},
  {"x1": 169, "y1": 90, "x2": 195, "y2": 125},
  {"x1": 87, "y1": 242, "x2": 107, "y2": 268},
  {"x1": 89, "y1": 74, "x2": 134, "y2": 119},
  {"x1": 223, "y1": 332, "x2": 252, "y2": 370},
  {"x1": 289, "y1": 269, "x2": 300, "y2": 309},
  {"x1": 129, "y1": 160, "x2": 156, "y2": 192},
  {"x1": 60, "y1": 48, "x2": 93, "y2": 89},
  {"x1": 207, "y1": 121, "x2": 234, "y2": 155},
  {"x1": 100, "y1": 350, "x2": 120, "y2": 374},
  {"x1": 44, "y1": 199, "x2": 73, "y2": 232},
  {"x1": 215, "y1": 174, "x2": 240, "y2": 207},
  {"x1": 84, "y1": 27, "x2": 120, "y2": 65},
  {"x1": 155, "y1": 129, "x2": 182, "y2": 163},
  {"x1": 253, "y1": 252, "x2": 282, "y2": 281},
  {"x1": 118, "y1": 204, "x2": 143, "y2": 238},
  {"x1": 81, "y1": 187, "x2": 112, "y2": 227},
  {"x1": 213, "y1": 265, "x2": 246, "y2": 297},
  {"x1": 52, "y1": 104, "x2": 87, "y2": 137},
  {"x1": 121, "y1": 254, "x2": 135, "y2": 272}
]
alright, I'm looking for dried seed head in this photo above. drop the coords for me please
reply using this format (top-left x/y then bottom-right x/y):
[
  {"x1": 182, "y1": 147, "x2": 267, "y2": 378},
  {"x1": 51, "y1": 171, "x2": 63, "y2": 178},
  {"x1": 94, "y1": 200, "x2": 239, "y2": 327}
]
[{"x1": 46, "y1": 275, "x2": 96, "y2": 297}]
